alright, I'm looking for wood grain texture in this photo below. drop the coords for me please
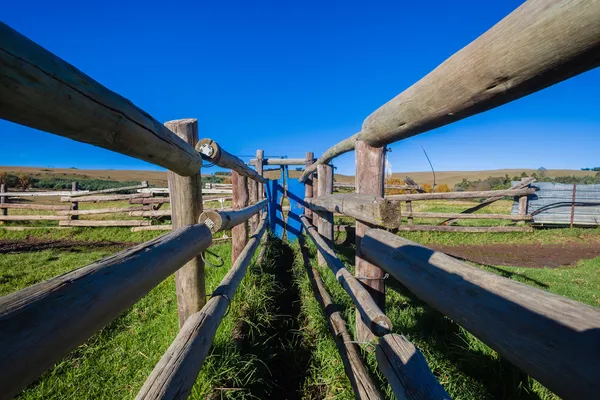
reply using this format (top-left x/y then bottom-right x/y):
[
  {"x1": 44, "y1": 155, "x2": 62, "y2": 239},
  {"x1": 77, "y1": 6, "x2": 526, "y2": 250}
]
[
  {"x1": 355, "y1": 141, "x2": 386, "y2": 343},
  {"x1": 250, "y1": 157, "x2": 308, "y2": 165},
  {"x1": 196, "y1": 139, "x2": 267, "y2": 184},
  {"x1": 316, "y1": 164, "x2": 334, "y2": 266},
  {"x1": 440, "y1": 178, "x2": 535, "y2": 225},
  {"x1": 0, "y1": 184, "x2": 6, "y2": 216},
  {"x1": 59, "y1": 220, "x2": 152, "y2": 227},
  {"x1": 386, "y1": 188, "x2": 534, "y2": 201},
  {"x1": 58, "y1": 206, "x2": 149, "y2": 216},
  {"x1": 199, "y1": 199, "x2": 267, "y2": 233},
  {"x1": 376, "y1": 334, "x2": 450, "y2": 400},
  {"x1": 304, "y1": 152, "x2": 315, "y2": 223},
  {"x1": 166, "y1": 119, "x2": 205, "y2": 328},
  {"x1": 231, "y1": 172, "x2": 249, "y2": 264},
  {"x1": 299, "y1": 238, "x2": 383, "y2": 400},
  {"x1": 136, "y1": 216, "x2": 267, "y2": 400},
  {"x1": 300, "y1": 132, "x2": 360, "y2": 182},
  {"x1": 1, "y1": 203, "x2": 71, "y2": 211},
  {"x1": 404, "y1": 212, "x2": 531, "y2": 220},
  {"x1": 305, "y1": 194, "x2": 402, "y2": 228},
  {"x1": 61, "y1": 193, "x2": 152, "y2": 202},
  {"x1": 129, "y1": 210, "x2": 172, "y2": 217},
  {"x1": 70, "y1": 182, "x2": 79, "y2": 221},
  {"x1": 361, "y1": 229, "x2": 600, "y2": 399},
  {"x1": 0, "y1": 23, "x2": 202, "y2": 175},
  {"x1": 0, "y1": 224, "x2": 212, "y2": 400},
  {"x1": 0, "y1": 215, "x2": 69, "y2": 221},
  {"x1": 405, "y1": 201, "x2": 414, "y2": 226},
  {"x1": 300, "y1": 0, "x2": 600, "y2": 175},
  {"x1": 300, "y1": 215, "x2": 391, "y2": 337},
  {"x1": 69, "y1": 182, "x2": 148, "y2": 197}
]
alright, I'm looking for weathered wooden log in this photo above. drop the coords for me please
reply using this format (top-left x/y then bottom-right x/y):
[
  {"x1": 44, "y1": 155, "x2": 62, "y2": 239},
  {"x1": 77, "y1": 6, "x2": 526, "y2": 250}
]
[
  {"x1": 70, "y1": 182, "x2": 79, "y2": 221},
  {"x1": 335, "y1": 183, "x2": 420, "y2": 190},
  {"x1": 396, "y1": 225, "x2": 533, "y2": 233},
  {"x1": 440, "y1": 178, "x2": 536, "y2": 225},
  {"x1": 0, "y1": 215, "x2": 69, "y2": 221},
  {"x1": 0, "y1": 226, "x2": 69, "y2": 231},
  {"x1": 196, "y1": 138, "x2": 267, "y2": 184},
  {"x1": 376, "y1": 334, "x2": 450, "y2": 400},
  {"x1": 59, "y1": 220, "x2": 152, "y2": 227},
  {"x1": 199, "y1": 199, "x2": 268, "y2": 233},
  {"x1": 404, "y1": 212, "x2": 532, "y2": 220},
  {"x1": 255, "y1": 149, "x2": 265, "y2": 202},
  {"x1": 135, "y1": 216, "x2": 267, "y2": 400},
  {"x1": 249, "y1": 157, "x2": 308, "y2": 166},
  {"x1": 405, "y1": 201, "x2": 414, "y2": 226},
  {"x1": 304, "y1": 152, "x2": 315, "y2": 223},
  {"x1": 231, "y1": 172, "x2": 249, "y2": 264},
  {"x1": 166, "y1": 119, "x2": 205, "y2": 328},
  {"x1": 360, "y1": 229, "x2": 600, "y2": 399},
  {"x1": 305, "y1": 194, "x2": 402, "y2": 228},
  {"x1": 129, "y1": 210, "x2": 172, "y2": 217},
  {"x1": 300, "y1": 133, "x2": 360, "y2": 182},
  {"x1": 298, "y1": 237, "x2": 383, "y2": 400},
  {"x1": 130, "y1": 225, "x2": 173, "y2": 232},
  {"x1": 1, "y1": 184, "x2": 7, "y2": 216},
  {"x1": 69, "y1": 182, "x2": 149, "y2": 198},
  {"x1": 300, "y1": 215, "x2": 391, "y2": 336},
  {"x1": 0, "y1": 224, "x2": 212, "y2": 399},
  {"x1": 386, "y1": 188, "x2": 534, "y2": 201},
  {"x1": 130, "y1": 197, "x2": 171, "y2": 205},
  {"x1": 1, "y1": 203, "x2": 71, "y2": 211},
  {"x1": 355, "y1": 141, "x2": 387, "y2": 343},
  {"x1": 0, "y1": 23, "x2": 202, "y2": 175},
  {"x1": 301, "y1": 0, "x2": 600, "y2": 180},
  {"x1": 6, "y1": 191, "x2": 84, "y2": 197},
  {"x1": 316, "y1": 164, "x2": 334, "y2": 266},
  {"x1": 58, "y1": 206, "x2": 150, "y2": 216},
  {"x1": 61, "y1": 193, "x2": 152, "y2": 202}
]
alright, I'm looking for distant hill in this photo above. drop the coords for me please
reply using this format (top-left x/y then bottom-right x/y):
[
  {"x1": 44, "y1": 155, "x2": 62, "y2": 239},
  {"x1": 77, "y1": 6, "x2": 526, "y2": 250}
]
[{"x1": 1, "y1": 166, "x2": 594, "y2": 189}]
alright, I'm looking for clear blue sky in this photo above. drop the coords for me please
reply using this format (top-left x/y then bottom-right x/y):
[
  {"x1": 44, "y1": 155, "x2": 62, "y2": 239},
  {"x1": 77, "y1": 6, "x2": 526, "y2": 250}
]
[{"x1": 2, "y1": 0, "x2": 599, "y2": 175}]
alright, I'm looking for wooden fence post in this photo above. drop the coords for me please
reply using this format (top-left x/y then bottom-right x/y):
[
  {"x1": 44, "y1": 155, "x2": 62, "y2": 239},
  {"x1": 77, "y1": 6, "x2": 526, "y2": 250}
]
[
  {"x1": 1, "y1": 183, "x2": 7, "y2": 216},
  {"x1": 355, "y1": 141, "x2": 386, "y2": 342},
  {"x1": 232, "y1": 171, "x2": 249, "y2": 263},
  {"x1": 71, "y1": 182, "x2": 79, "y2": 220},
  {"x1": 165, "y1": 118, "x2": 204, "y2": 328},
  {"x1": 316, "y1": 164, "x2": 333, "y2": 266},
  {"x1": 249, "y1": 150, "x2": 264, "y2": 230},
  {"x1": 405, "y1": 201, "x2": 413, "y2": 225},
  {"x1": 304, "y1": 152, "x2": 314, "y2": 224}
]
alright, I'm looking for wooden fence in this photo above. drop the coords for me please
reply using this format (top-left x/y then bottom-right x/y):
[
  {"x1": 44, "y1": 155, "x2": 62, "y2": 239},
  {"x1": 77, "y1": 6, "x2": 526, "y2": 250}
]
[{"x1": 1, "y1": 1, "x2": 600, "y2": 399}]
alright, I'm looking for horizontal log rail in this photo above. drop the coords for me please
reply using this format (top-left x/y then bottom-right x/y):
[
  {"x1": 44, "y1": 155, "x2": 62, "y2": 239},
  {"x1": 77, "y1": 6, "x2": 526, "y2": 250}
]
[
  {"x1": 59, "y1": 220, "x2": 152, "y2": 227},
  {"x1": 61, "y1": 193, "x2": 152, "y2": 202},
  {"x1": 57, "y1": 206, "x2": 150, "y2": 216},
  {"x1": 69, "y1": 182, "x2": 149, "y2": 198},
  {"x1": 396, "y1": 225, "x2": 533, "y2": 233},
  {"x1": 360, "y1": 229, "x2": 600, "y2": 399},
  {"x1": 0, "y1": 203, "x2": 71, "y2": 211},
  {"x1": 376, "y1": 334, "x2": 450, "y2": 399},
  {"x1": 0, "y1": 23, "x2": 202, "y2": 176},
  {"x1": 305, "y1": 194, "x2": 402, "y2": 228},
  {"x1": 441, "y1": 177, "x2": 536, "y2": 225},
  {"x1": 405, "y1": 212, "x2": 532, "y2": 220},
  {"x1": 298, "y1": 237, "x2": 383, "y2": 399},
  {"x1": 199, "y1": 199, "x2": 268, "y2": 233},
  {"x1": 129, "y1": 196, "x2": 232, "y2": 205},
  {"x1": 0, "y1": 224, "x2": 212, "y2": 399},
  {"x1": 129, "y1": 210, "x2": 172, "y2": 217},
  {"x1": 300, "y1": 215, "x2": 392, "y2": 336},
  {"x1": 301, "y1": 0, "x2": 600, "y2": 181},
  {"x1": 249, "y1": 157, "x2": 308, "y2": 166},
  {"x1": 386, "y1": 188, "x2": 534, "y2": 201},
  {"x1": 196, "y1": 138, "x2": 267, "y2": 184},
  {"x1": 136, "y1": 216, "x2": 267, "y2": 400},
  {"x1": 334, "y1": 182, "x2": 420, "y2": 190},
  {"x1": 0, "y1": 215, "x2": 69, "y2": 221},
  {"x1": 1, "y1": 191, "x2": 85, "y2": 197}
]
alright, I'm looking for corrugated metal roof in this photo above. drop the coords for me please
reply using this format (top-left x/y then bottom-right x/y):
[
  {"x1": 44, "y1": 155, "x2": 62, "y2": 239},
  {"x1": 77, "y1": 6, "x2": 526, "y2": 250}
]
[{"x1": 511, "y1": 182, "x2": 600, "y2": 226}]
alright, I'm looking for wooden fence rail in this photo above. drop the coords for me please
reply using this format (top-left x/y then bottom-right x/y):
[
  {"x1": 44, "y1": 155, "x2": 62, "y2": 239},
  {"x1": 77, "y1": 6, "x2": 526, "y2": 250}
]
[
  {"x1": 199, "y1": 199, "x2": 268, "y2": 233},
  {"x1": 196, "y1": 138, "x2": 267, "y2": 184},
  {"x1": 0, "y1": 224, "x2": 212, "y2": 400},
  {"x1": 360, "y1": 228, "x2": 600, "y2": 399},
  {"x1": 0, "y1": 23, "x2": 202, "y2": 176},
  {"x1": 386, "y1": 188, "x2": 535, "y2": 201},
  {"x1": 305, "y1": 194, "x2": 402, "y2": 228},
  {"x1": 136, "y1": 215, "x2": 267, "y2": 400},
  {"x1": 300, "y1": 0, "x2": 600, "y2": 181},
  {"x1": 300, "y1": 215, "x2": 392, "y2": 336}
]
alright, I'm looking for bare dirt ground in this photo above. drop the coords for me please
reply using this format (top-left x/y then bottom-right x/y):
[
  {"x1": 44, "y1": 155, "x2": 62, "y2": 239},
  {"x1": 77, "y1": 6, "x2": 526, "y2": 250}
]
[
  {"x1": 0, "y1": 238, "x2": 134, "y2": 253},
  {"x1": 430, "y1": 243, "x2": 600, "y2": 268}
]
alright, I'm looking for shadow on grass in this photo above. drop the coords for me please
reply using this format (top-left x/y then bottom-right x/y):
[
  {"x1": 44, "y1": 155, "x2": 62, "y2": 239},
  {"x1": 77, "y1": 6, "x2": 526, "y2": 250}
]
[{"x1": 231, "y1": 235, "x2": 314, "y2": 399}]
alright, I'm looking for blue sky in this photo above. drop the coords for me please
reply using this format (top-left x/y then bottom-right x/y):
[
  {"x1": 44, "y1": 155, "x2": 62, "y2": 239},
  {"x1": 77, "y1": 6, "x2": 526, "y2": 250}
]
[{"x1": 2, "y1": 0, "x2": 599, "y2": 175}]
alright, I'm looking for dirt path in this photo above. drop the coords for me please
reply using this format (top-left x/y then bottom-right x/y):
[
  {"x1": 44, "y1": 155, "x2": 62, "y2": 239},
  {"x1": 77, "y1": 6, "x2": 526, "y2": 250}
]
[
  {"x1": 0, "y1": 238, "x2": 134, "y2": 253},
  {"x1": 430, "y1": 243, "x2": 600, "y2": 268}
]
